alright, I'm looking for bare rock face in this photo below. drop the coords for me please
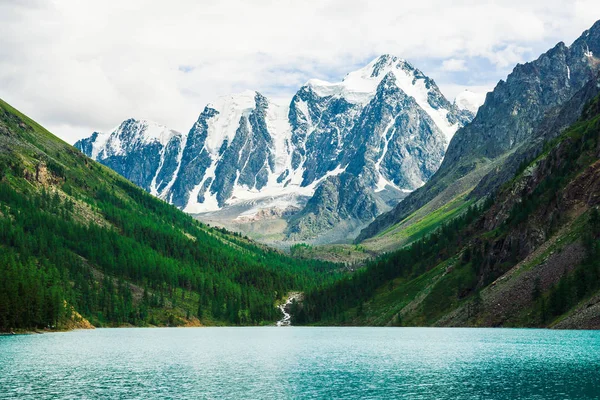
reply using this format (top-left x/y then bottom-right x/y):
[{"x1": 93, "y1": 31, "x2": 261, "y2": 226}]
[
  {"x1": 472, "y1": 89, "x2": 600, "y2": 292},
  {"x1": 35, "y1": 162, "x2": 50, "y2": 185},
  {"x1": 286, "y1": 173, "x2": 383, "y2": 240},
  {"x1": 31, "y1": 161, "x2": 65, "y2": 187}
]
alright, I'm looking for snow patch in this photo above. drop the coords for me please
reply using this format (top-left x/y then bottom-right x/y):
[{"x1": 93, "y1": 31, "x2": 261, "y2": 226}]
[
  {"x1": 374, "y1": 118, "x2": 398, "y2": 192},
  {"x1": 183, "y1": 155, "x2": 220, "y2": 213},
  {"x1": 204, "y1": 90, "x2": 257, "y2": 154},
  {"x1": 265, "y1": 100, "x2": 292, "y2": 176},
  {"x1": 584, "y1": 44, "x2": 594, "y2": 58},
  {"x1": 156, "y1": 135, "x2": 187, "y2": 199}
]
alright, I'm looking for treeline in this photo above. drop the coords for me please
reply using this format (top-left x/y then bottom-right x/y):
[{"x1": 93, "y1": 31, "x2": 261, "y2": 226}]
[{"x1": 296, "y1": 201, "x2": 489, "y2": 323}]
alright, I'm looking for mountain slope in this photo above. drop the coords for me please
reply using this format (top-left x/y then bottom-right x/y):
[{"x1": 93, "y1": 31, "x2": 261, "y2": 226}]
[
  {"x1": 0, "y1": 98, "x2": 338, "y2": 332},
  {"x1": 76, "y1": 55, "x2": 472, "y2": 244},
  {"x1": 358, "y1": 21, "x2": 600, "y2": 246},
  {"x1": 298, "y1": 88, "x2": 600, "y2": 328}
]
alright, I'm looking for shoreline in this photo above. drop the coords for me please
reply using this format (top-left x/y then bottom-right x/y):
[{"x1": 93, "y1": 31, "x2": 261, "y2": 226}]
[{"x1": 2, "y1": 325, "x2": 596, "y2": 335}]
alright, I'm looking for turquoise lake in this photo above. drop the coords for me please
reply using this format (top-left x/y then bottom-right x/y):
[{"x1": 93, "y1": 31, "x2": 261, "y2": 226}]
[{"x1": 0, "y1": 327, "x2": 599, "y2": 399}]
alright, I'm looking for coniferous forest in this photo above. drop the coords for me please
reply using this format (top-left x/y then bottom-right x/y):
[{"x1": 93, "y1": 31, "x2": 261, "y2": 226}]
[{"x1": 0, "y1": 98, "x2": 339, "y2": 331}]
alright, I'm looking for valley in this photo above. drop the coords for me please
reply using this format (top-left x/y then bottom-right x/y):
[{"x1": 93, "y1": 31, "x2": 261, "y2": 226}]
[
  {"x1": 2, "y1": 19, "x2": 600, "y2": 333},
  {"x1": 0, "y1": 98, "x2": 340, "y2": 332},
  {"x1": 3, "y1": 4, "x2": 600, "y2": 400}
]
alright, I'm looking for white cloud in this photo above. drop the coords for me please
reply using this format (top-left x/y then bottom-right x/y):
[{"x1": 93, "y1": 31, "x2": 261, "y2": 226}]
[
  {"x1": 441, "y1": 59, "x2": 468, "y2": 72},
  {"x1": 0, "y1": 0, "x2": 599, "y2": 143},
  {"x1": 485, "y1": 44, "x2": 532, "y2": 68},
  {"x1": 438, "y1": 83, "x2": 496, "y2": 105}
]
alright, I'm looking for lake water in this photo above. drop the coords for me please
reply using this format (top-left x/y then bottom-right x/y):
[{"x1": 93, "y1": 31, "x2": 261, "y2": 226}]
[{"x1": 0, "y1": 327, "x2": 599, "y2": 399}]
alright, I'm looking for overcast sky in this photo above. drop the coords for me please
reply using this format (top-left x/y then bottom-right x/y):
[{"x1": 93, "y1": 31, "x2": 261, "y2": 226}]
[{"x1": 1, "y1": 0, "x2": 599, "y2": 144}]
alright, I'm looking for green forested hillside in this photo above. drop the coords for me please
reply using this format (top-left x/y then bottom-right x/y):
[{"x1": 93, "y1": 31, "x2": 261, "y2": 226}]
[
  {"x1": 4, "y1": 88, "x2": 599, "y2": 332},
  {"x1": 0, "y1": 98, "x2": 339, "y2": 332},
  {"x1": 298, "y1": 94, "x2": 600, "y2": 328}
]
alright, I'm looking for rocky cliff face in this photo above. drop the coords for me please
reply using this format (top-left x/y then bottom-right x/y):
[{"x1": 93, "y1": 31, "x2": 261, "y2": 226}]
[
  {"x1": 358, "y1": 20, "x2": 600, "y2": 243},
  {"x1": 471, "y1": 72, "x2": 600, "y2": 199},
  {"x1": 476, "y1": 80, "x2": 600, "y2": 275},
  {"x1": 445, "y1": 90, "x2": 600, "y2": 328},
  {"x1": 76, "y1": 55, "x2": 472, "y2": 243}
]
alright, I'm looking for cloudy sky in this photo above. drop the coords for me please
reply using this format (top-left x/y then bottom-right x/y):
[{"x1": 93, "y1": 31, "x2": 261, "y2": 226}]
[{"x1": 1, "y1": 0, "x2": 600, "y2": 144}]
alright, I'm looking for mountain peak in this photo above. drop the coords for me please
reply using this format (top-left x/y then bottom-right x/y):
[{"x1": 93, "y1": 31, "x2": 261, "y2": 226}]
[
  {"x1": 115, "y1": 118, "x2": 179, "y2": 146},
  {"x1": 304, "y1": 55, "x2": 426, "y2": 106},
  {"x1": 366, "y1": 54, "x2": 414, "y2": 78},
  {"x1": 75, "y1": 118, "x2": 179, "y2": 160},
  {"x1": 340, "y1": 54, "x2": 417, "y2": 86}
]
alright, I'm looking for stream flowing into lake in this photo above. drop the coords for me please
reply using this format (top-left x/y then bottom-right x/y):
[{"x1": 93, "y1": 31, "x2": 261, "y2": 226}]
[{"x1": 276, "y1": 293, "x2": 301, "y2": 326}]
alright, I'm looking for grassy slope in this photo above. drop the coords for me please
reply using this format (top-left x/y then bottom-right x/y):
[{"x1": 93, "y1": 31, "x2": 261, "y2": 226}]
[
  {"x1": 366, "y1": 194, "x2": 474, "y2": 251},
  {"x1": 289, "y1": 243, "x2": 375, "y2": 265}
]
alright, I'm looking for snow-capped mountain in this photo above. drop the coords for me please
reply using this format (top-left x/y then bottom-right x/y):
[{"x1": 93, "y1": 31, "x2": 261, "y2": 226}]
[{"x1": 75, "y1": 55, "x2": 473, "y2": 244}]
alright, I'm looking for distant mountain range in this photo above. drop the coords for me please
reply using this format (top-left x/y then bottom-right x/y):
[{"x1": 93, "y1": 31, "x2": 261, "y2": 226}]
[{"x1": 75, "y1": 55, "x2": 476, "y2": 245}]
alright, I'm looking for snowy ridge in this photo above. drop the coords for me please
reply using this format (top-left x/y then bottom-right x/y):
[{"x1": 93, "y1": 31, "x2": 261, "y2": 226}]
[
  {"x1": 182, "y1": 90, "x2": 350, "y2": 215},
  {"x1": 92, "y1": 119, "x2": 181, "y2": 159},
  {"x1": 183, "y1": 92, "x2": 299, "y2": 214},
  {"x1": 306, "y1": 54, "x2": 460, "y2": 143},
  {"x1": 78, "y1": 54, "x2": 474, "y2": 230},
  {"x1": 204, "y1": 90, "x2": 257, "y2": 154}
]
